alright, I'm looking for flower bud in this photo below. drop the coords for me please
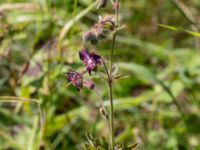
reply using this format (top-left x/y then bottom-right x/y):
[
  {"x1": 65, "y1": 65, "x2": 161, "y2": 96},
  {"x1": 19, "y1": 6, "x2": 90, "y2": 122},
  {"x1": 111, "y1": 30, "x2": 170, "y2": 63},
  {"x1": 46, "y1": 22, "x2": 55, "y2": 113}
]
[
  {"x1": 82, "y1": 31, "x2": 98, "y2": 45},
  {"x1": 91, "y1": 17, "x2": 115, "y2": 40},
  {"x1": 102, "y1": 19, "x2": 115, "y2": 31},
  {"x1": 82, "y1": 31, "x2": 93, "y2": 42},
  {"x1": 96, "y1": 0, "x2": 108, "y2": 9},
  {"x1": 99, "y1": 107, "x2": 108, "y2": 119},
  {"x1": 113, "y1": 2, "x2": 119, "y2": 9},
  {"x1": 90, "y1": 35, "x2": 98, "y2": 45},
  {"x1": 83, "y1": 80, "x2": 95, "y2": 89}
]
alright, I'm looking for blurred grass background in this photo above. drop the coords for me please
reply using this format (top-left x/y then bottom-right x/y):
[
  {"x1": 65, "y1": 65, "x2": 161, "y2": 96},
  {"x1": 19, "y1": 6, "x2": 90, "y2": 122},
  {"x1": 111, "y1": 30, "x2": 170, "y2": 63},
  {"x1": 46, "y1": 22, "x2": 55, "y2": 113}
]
[{"x1": 0, "y1": 0, "x2": 200, "y2": 149}]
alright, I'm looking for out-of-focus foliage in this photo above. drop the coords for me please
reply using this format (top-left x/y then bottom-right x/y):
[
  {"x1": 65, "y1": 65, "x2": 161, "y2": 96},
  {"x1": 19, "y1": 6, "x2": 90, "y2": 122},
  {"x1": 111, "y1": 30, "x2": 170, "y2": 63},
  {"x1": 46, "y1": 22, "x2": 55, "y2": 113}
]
[{"x1": 0, "y1": 0, "x2": 200, "y2": 149}]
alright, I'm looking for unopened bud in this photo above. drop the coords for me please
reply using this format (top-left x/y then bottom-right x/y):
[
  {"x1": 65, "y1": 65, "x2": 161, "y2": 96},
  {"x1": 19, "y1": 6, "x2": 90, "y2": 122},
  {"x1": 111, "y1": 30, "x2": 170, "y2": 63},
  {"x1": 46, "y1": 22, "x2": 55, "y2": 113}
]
[
  {"x1": 112, "y1": 2, "x2": 119, "y2": 10},
  {"x1": 82, "y1": 31, "x2": 93, "y2": 42},
  {"x1": 82, "y1": 31, "x2": 98, "y2": 45},
  {"x1": 90, "y1": 35, "x2": 98, "y2": 45},
  {"x1": 91, "y1": 18, "x2": 115, "y2": 41},
  {"x1": 96, "y1": 0, "x2": 108, "y2": 9},
  {"x1": 103, "y1": 20, "x2": 115, "y2": 31},
  {"x1": 83, "y1": 80, "x2": 95, "y2": 89},
  {"x1": 99, "y1": 107, "x2": 108, "y2": 119}
]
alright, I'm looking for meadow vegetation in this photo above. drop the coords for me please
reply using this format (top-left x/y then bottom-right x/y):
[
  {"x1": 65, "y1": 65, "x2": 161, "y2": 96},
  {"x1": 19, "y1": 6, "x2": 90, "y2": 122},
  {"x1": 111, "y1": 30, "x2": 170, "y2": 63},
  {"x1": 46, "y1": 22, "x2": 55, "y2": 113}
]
[{"x1": 0, "y1": 0, "x2": 200, "y2": 149}]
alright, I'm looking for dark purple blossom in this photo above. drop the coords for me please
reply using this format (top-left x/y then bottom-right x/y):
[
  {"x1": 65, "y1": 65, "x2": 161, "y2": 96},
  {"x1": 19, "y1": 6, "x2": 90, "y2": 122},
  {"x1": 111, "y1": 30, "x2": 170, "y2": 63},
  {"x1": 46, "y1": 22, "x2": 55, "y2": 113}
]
[
  {"x1": 79, "y1": 48, "x2": 102, "y2": 75},
  {"x1": 66, "y1": 71, "x2": 83, "y2": 90}
]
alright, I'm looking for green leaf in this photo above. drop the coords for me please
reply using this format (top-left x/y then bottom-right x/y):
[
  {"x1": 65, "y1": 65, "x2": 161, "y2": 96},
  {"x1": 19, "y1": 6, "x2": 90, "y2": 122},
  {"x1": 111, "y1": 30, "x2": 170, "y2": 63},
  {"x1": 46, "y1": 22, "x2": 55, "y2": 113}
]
[
  {"x1": 118, "y1": 62, "x2": 156, "y2": 83},
  {"x1": 103, "y1": 92, "x2": 155, "y2": 109},
  {"x1": 159, "y1": 23, "x2": 200, "y2": 37}
]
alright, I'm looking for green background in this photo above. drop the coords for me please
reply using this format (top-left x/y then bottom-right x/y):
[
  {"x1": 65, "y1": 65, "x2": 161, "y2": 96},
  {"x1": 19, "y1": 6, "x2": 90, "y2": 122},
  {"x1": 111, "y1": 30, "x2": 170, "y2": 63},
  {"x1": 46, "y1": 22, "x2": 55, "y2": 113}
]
[{"x1": 0, "y1": 0, "x2": 200, "y2": 149}]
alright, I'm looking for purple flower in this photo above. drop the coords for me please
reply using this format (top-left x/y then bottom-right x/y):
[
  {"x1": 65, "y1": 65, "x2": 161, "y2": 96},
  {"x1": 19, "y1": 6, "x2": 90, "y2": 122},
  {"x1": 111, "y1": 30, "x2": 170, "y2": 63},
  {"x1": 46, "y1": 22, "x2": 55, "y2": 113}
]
[
  {"x1": 79, "y1": 48, "x2": 102, "y2": 75},
  {"x1": 66, "y1": 70, "x2": 96, "y2": 90},
  {"x1": 66, "y1": 71, "x2": 83, "y2": 90}
]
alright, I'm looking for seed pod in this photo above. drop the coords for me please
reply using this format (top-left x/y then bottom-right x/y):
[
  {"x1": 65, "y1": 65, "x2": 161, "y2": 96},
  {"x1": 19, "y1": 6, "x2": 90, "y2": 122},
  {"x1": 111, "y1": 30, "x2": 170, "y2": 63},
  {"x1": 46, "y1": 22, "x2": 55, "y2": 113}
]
[
  {"x1": 96, "y1": 0, "x2": 108, "y2": 9},
  {"x1": 99, "y1": 107, "x2": 108, "y2": 119}
]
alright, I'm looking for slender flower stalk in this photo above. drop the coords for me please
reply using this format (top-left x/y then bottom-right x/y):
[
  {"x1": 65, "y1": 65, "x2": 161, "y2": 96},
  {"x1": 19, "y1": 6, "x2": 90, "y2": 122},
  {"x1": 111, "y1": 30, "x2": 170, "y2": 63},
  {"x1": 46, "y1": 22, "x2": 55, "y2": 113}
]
[
  {"x1": 108, "y1": 81, "x2": 114, "y2": 149},
  {"x1": 65, "y1": 0, "x2": 122, "y2": 149},
  {"x1": 107, "y1": 28, "x2": 116, "y2": 150},
  {"x1": 108, "y1": 0, "x2": 119, "y2": 149}
]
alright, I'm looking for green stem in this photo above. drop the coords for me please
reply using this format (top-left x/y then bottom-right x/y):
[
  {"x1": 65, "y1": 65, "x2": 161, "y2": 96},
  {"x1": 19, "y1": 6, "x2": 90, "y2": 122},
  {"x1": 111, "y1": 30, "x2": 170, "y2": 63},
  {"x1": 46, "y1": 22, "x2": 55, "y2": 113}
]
[
  {"x1": 108, "y1": 1, "x2": 119, "y2": 149},
  {"x1": 109, "y1": 33, "x2": 117, "y2": 75},
  {"x1": 108, "y1": 81, "x2": 114, "y2": 150},
  {"x1": 109, "y1": 0, "x2": 119, "y2": 75},
  {"x1": 102, "y1": 58, "x2": 110, "y2": 79},
  {"x1": 101, "y1": 58, "x2": 114, "y2": 150},
  {"x1": 108, "y1": 32, "x2": 117, "y2": 150}
]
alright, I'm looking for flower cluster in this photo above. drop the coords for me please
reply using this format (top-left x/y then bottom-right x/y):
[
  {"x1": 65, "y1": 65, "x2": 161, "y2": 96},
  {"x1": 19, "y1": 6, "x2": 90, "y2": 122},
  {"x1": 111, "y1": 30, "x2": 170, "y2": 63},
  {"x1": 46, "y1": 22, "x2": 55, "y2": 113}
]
[
  {"x1": 96, "y1": 0, "x2": 108, "y2": 9},
  {"x1": 66, "y1": 47, "x2": 102, "y2": 90}
]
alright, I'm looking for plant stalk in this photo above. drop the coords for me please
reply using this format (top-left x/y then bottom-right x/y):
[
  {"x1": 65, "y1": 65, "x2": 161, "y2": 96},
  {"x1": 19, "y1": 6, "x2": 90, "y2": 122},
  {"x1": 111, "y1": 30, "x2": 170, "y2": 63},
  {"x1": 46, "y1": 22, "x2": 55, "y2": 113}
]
[
  {"x1": 108, "y1": 32, "x2": 116, "y2": 150},
  {"x1": 107, "y1": 1, "x2": 119, "y2": 149},
  {"x1": 108, "y1": 81, "x2": 114, "y2": 150}
]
